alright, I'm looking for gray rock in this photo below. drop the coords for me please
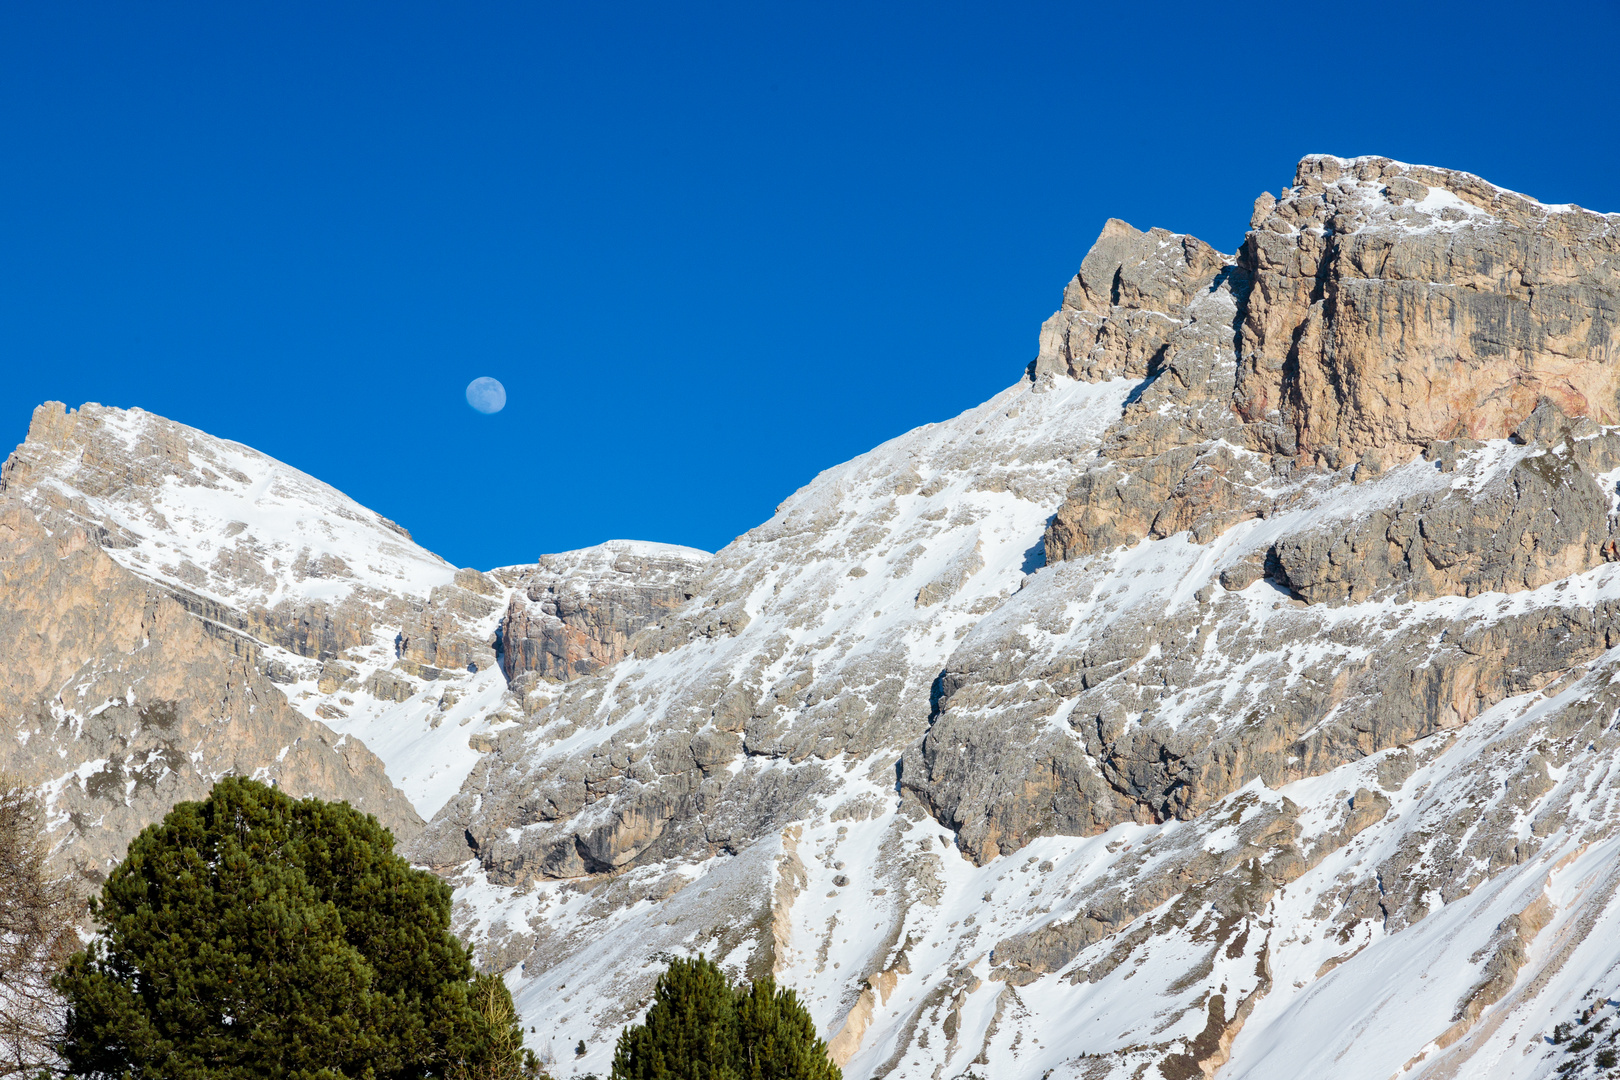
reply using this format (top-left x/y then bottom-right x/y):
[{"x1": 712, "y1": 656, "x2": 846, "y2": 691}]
[
  {"x1": 0, "y1": 498, "x2": 420, "y2": 888},
  {"x1": 500, "y1": 541, "x2": 709, "y2": 684}
]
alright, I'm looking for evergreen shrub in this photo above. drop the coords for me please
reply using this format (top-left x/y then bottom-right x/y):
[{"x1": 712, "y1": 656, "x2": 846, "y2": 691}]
[
  {"x1": 610, "y1": 956, "x2": 838, "y2": 1080},
  {"x1": 56, "y1": 776, "x2": 536, "y2": 1080}
]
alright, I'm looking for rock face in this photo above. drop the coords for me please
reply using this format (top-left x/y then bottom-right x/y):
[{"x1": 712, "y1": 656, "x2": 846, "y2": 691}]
[
  {"x1": 1033, "y1": 218, "x2": 1233, "y2": 383},
  {"x1": 396, "y1": 567, "x2": 504, "y2": 678},
  {"x1": 930, "y1": 159, "x2": 1620, "y2": 876},
  {"x1": 1043, "y1": 155, "x2": 1620, "y2": 566},
  {"x1": 498, "y1": 540, "x2": 710, "y2": 687},
  {"x1": 0, "y1": 496, "x2": 419, "y2": 886},
  {"x1": 0, "y1": 401, "x2": 526, "y2": 868},
  {"x1": 12, "y1": 156, "x2": 1620, "y2": 1080},
  {"x1": 1, "y1": 402, "x2": 444, "y2": 664},
  {"x1": 1237, "y1": 156, "x2": 1620, "y2": 467},
  {"x1": 1269, "y1": 406, "x2": 1620, "y2": 605}
]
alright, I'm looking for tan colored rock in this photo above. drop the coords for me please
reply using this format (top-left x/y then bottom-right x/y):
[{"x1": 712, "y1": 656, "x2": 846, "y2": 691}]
[
  {"x1": 909, "y1": 511, "x2": 1620, "y2": 865},
  {"x1": 1044, "y1": 155, "x2": 1620, "y2": 565},
  {"x1": 1043, "y1": 263, "x2": 1264, "y2": 561},
  {"x1": 500, "y1": 540, "x2": 708, "y2": 684},
  {"x1": 397, "y1": 579, "x2": 500, "y2": 674},
  {"x1": 1236, "y1": 155, "x2": 1620, "y2": 468},
  {"x1": 1271, "y1": 405, "x2": 1620, "y2": 605},
  {"x1": 0, "y1": 498, "x2": 420, "y2": 886},
  {"x1": 1033, "y1": 218, "x2": 1231, "y2": 384}
]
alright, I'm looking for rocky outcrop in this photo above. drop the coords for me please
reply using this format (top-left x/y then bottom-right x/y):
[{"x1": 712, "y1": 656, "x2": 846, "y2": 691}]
[
  {"x1": 498, "y1": 541, "x2": 709, "y2": 687},
  {"x1": 1042, "y1": 270, "x2": 1261, "y2": 560},
  {"x1": 397, "y1": 569, "x2": 503, "y2": 676},
  {"x1": 1043, "y1": 155, "x2": 1620, "y2": 565},
  {"x1": 0, "y1": 497, "x2": 420, "y2": 886},
  {"x1": 907, "y1": 486, "x2": 1620, "y2": 864},
  {"x1": 1270, "y1": 402, "x2": 1620, "y2": 605},
  {"x1": 1237, "y1": 155, "x2": 1620, "y2": 468},
  {"x1": 954, "y1": 160, "x2": 1620, "y2": 869},
  {"x1": 1032, "y1": 218, "x2": 1232, "y2": 383}
]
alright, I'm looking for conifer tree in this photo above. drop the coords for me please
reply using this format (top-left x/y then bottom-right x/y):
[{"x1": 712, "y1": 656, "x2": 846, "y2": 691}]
[
  {"x1": 609, "y1": 958, "x2": 837, "y2": 1080},
  {"x1": 55, "y1": 776, "x2": 534, "y2": 1080},
  {"x1": 611, "y1": 956, "x2": 738, "y2": 1080},
  {"x1": 733, "y1": 979, "x2": 838, "y2": 1080}
]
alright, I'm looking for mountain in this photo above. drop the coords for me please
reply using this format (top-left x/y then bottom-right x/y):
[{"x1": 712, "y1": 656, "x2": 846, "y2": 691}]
[{"x1": 5, "y1": 154, "x2": 1620, "y2": 1080}]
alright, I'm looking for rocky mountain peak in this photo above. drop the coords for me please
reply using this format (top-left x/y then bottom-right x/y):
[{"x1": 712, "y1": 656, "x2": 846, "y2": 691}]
[
  {"x1": 11, "y1": 156, "x2": 1620, "y2": 1079},
  {"x1": 1034, "y1": 218, "x2": 1231, "y2": 385},
  {"x1": 1, "y1": 400, "x2": 455, "y2": 632},
  {"x1": 1237, "y1": 154, "x2": 1620, "y2": 469},
  {"x1": 1043, "y1": 153, "x2": 1620, "y2": 565}
]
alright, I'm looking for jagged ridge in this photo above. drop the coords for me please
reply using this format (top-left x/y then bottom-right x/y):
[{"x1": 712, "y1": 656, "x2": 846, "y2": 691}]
[{"x1": 4, "y1": 155, "x2": 1620, "y2": 1080}]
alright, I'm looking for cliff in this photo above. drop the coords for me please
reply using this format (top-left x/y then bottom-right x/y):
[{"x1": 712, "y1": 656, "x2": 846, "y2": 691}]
[{"x1": 7, "y1": 155, "x2": 1620, "y2": 1080}]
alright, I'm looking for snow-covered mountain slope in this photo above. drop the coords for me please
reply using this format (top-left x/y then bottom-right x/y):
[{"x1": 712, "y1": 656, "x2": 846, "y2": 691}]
[
  {"x1": 0, "y1": 403, "x2": 710, "y2": 836},
  {"x1": 5, "y1": 401, "x2": 456, "y2": 609},
  {"x1": 0, "y1": 401, "x2": 522, "y2": 818},
  {"x1": 412, "y1": 369, "x2": 1139, "y2": 881},
  {"x1": 427, "y1": 155, "x2": 1620, "y2": 1080},
  {"x1": 430, "y1": 367, "x2": 1140, "y2": 1058},
  {"x1": 7, "y1": 153, "x2": 1620, "y2": 1080},
  {"x1": 450, "y1": 434, "x2": 1620, "y2": 1079}
]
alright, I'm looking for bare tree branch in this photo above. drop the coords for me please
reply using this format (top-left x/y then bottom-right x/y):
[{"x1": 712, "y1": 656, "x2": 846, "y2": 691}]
[{"x1": 0, "y1": 778, "x2": 79, "y2": 1077}]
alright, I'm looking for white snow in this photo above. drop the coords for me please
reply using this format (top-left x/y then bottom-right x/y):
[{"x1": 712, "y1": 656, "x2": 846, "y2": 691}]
[{"x1": 33, "y1": 374, "x2": 1620, "y2": 1078}]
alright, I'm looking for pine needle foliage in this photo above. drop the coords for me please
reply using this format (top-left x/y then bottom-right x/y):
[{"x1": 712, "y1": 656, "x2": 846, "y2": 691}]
[
  {"x1": 732, "y1": 978, "x2": 837, "y2": 1080},
  {"x1": 447, "y1": 975, "x2": 544, "y2": 1080},
  {"x1": 610, "y1": 957, "x2": 837, "y2": 1080},
  {"x1": 55, "y1": 776, "x2": 529, "y2": 1080}
]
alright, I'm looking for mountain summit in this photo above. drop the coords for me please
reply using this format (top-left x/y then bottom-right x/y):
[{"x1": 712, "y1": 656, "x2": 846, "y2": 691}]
[{"x1": 5, "y1": 155, "x2": 1620, "y2": 1080}]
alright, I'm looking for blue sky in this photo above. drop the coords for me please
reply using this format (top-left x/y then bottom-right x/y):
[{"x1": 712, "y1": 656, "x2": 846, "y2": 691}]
[{"x1": 3, "y1": 2, "x2": 1617, "y2": 569}]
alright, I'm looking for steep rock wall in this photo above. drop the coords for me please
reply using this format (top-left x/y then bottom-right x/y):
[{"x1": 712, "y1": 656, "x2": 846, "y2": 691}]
[
  {"x1": 1237, "y1": 155, "x2": 1620, "y2": 467},
  {"x1": 0, "y1": 497, "x2": 420, "y2": 885}
]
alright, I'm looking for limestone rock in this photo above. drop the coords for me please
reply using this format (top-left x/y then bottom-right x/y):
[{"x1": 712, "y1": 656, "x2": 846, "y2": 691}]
[
  {"x1": 0, "y1": 497, "x2": 420, "y2": 886},
  {"x1": 1236, "y1": 155, "x2": 1620, "y2": 468},
  {"x1": 1033, "y1": 218, "x2": 1232, "y2": 383},
  {"x1": 1042, "y1": 155, "x2": 1620, "y2": 565},
  {"x1": 1267, "y1": 401, "x2": 1620, "y2": 605},
  {"x1": 499, "y1": 540, "x2": 709, "y2": 684}
]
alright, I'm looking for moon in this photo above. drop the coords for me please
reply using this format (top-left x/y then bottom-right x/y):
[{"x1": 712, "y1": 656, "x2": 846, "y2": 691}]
[{"x1": 465, "y1": 377, "x2": 506, "y2": 414}]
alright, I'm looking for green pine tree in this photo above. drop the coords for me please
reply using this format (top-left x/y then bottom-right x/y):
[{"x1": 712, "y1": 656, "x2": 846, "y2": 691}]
[
  {"x1": 609, "y1": 958, "x2": 837, "y2": 1080},
  {"x1": 611, "y1": 956, "x2": 739, "y2": 1080},
  {"x1": 734, "y1": 979, "x2": 838, "y2": 1080},
  {"x1": 56, "y1": 776, "x2": 533, "y2": 1080}
]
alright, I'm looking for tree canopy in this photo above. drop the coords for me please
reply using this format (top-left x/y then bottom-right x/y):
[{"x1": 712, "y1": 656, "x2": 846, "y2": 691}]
[
  {"x1": 56, "y1": 776, "x2": 532, "y2": 1080},
  {"x1": 610, "y1": 957, "x2": 838, "y2": 1080}
]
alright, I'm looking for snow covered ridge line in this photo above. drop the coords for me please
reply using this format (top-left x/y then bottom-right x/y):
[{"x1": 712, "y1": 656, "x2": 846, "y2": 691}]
[
  {"x1": 439, "y1": 154, "x2": 1620, "y2": 1077},
  {"x1": 3, "y1": 400, "x2": 459, "y2": 609},
  {"x1": 6, "y1": 153, "x2": 1620, "y2": 1079},
  {"x1": 1297, "y1": 153, "x2": 1616, "y2": 217},
  {"x1": 0, "y1": 397, "x2": 717, "y2": 831}
]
